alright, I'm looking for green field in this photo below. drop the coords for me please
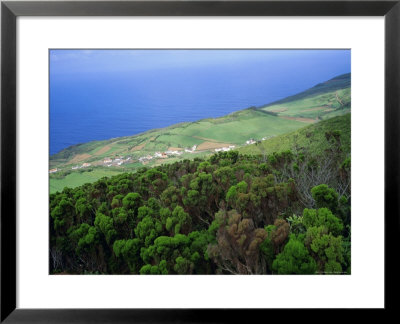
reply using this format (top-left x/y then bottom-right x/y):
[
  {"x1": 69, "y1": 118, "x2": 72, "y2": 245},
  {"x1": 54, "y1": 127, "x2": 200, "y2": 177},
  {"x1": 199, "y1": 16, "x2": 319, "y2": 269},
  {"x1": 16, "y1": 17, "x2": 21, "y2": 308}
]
[
  {"x1": 50, "y1": 167, "x2": 123, "y2": 193},
  {"x1": 162, "y1": 109, "x2": 306, "y2": 144},
  {"x1": 238, "y1": 113, "x2": 351, "y2": 157}
]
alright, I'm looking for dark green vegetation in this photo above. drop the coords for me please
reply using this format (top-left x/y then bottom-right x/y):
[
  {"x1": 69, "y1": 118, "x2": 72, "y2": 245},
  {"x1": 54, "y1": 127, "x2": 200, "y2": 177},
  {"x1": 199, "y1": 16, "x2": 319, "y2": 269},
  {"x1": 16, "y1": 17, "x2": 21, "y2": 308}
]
[
  {"x1": 50, "y1": 114, "x2": 351, "y2": 274},
  {"x1": 49, "y1": 74, "x2": 351, "y2": 193}
]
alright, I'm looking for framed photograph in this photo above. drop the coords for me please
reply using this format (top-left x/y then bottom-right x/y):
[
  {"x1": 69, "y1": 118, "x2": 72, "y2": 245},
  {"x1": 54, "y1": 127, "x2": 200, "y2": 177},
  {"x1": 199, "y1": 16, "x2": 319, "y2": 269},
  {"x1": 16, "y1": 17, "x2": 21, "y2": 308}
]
[{"x1": 1, "y1": 0, "x2": 398, "y2": 321}]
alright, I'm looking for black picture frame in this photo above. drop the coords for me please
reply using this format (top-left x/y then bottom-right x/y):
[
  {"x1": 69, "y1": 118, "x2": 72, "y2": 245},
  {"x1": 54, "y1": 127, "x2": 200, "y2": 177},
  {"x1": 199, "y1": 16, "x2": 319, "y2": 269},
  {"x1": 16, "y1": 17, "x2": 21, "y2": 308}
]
[{"x1": 1, "y1": 0, "x2": 399, "y2": 322}]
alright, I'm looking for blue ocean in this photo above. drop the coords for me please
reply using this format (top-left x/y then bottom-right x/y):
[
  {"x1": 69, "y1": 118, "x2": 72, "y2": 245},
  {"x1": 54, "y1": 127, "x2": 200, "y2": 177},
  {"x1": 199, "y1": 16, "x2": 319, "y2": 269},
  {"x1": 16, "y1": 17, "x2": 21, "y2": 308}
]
[{"x1": 50, "y1": 50, "x2": 350, "y2": 155}]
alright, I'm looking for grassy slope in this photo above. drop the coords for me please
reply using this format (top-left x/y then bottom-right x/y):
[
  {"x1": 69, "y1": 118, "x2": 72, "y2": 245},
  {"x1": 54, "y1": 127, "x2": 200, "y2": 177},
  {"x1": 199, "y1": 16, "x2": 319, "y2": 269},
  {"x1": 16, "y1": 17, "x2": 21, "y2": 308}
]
[
  {"x1": 260, "y1": 73, "x2": 351, "y2": 120},
  {"x1": 239, "y1": 113, "x2": 351, "y2": 156},
  {"x1": 50, "y1": 110, "x2": 305, "y2": 193},
  {"x1": 50, "y1": 168, "x2": 123, "y2": 193},
  {"x1": 51, "y1": 108, "x2": 305, "y2": 165},
  {"x1": 49, "y1": 73, "x2": 351, "y2": 193}
]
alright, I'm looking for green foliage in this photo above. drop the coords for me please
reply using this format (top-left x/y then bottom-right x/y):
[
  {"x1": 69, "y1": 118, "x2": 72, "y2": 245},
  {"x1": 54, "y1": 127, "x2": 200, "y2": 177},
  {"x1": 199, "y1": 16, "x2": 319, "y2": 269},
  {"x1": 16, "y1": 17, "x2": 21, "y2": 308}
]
[
  {"x1": 139, "y1": 260, "x2": 169, "y2": 275},
  {"x1": 305, "y1": 226, "x2": 344, "y2": 273},
  {"x1": 213, "y1": 166, "x2": 236, "y2": 191},
  {"x1": 341, "y1": 157, "x2": 351, "y2": 170},
  {"x1": 197, "y1": 161, "x2": 212, "y2": 173},
  {"x1": 113, "y1": 239, "x2": 141, "y2": 273},
  {"x1": 342, "y1": 226, "x2": 351, "y2": 274},
  {"x1": 94, "y1": 212, "x2": 117, "y2": 245},
  {"x1": 272, "y1": 234, "x2": 317, "y2": 274},
  {"x1": 259, "y1": 237, "x2": 274, "y2": 272},
  {"x1": 174, "y1": 256, "x2": 192, "y2": 274},
  {"x1": 51, "y1": 198, "x2": 74, "y2": 231},
  {"x1": 286, "y1": 214, "x2": 306, "y2": 234},
  {"x1": 139, "y1": 264, "x2": 152, "y2": 274},
  {"x1": 111, "y1": 194, "x2": 124, "y2": 209},
  {"x1": 135, "y1": 216, "x2": 162, "y2": 247},
  {"x1": 302, "y1": 208, "x2": 343, "y2": 236},
  {"x1": 236, "y1": 181, "x2": 248, "y2": 194},
  {"x1": 75, "y1": 197, "x2": 92, "y2": 222},
  {"x1": 171, "y1": 206, "x2": 191, "y2": 234},
  {"x1": 122, "y1": 192, "x2": 142, "y2": 212},
  {"x1": 112, "y1": 207, "x2": 128, "y2": 225},
  {"x1": 137, "y1": 206, "x2": 154, "y2": 220},
  {"x1": 161, "y1": 186, "x2": 180, "y2": 210},
  {"x1": 311, "y1": 184, "x2": 339, "y2": 212},
  {"x1": 69, "y1": 223, "x2": 97, "y2": 253},
  {"x1": 226, "y1": 185, "x2": 238, "y2": 205}
]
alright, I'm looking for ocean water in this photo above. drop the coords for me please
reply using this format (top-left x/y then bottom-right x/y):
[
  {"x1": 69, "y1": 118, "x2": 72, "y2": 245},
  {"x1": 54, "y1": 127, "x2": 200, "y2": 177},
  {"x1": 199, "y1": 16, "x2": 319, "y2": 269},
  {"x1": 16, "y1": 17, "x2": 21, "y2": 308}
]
[{"x1": 50, "y1": 50, "x2": 350, "y2": 155}]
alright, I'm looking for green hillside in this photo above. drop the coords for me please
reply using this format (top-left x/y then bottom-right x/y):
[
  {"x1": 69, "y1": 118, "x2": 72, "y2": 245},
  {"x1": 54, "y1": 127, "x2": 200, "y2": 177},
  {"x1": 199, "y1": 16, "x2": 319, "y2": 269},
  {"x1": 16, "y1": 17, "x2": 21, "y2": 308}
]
[
  {"x1": 50, "y1": 73, "x2": 351, "y2": 193},
  {"x1": 260, "y1": 73, "x2": 351, "y2": 120},
  {"x1": 49, "y1": 109, "x2": 306, "y2": 193},
  {"x1": 51, "y1": 108, "x2": 306, "y2": 167},
  {"x1": 239, "y1": 113, "x2": 350, "y2": 157}
]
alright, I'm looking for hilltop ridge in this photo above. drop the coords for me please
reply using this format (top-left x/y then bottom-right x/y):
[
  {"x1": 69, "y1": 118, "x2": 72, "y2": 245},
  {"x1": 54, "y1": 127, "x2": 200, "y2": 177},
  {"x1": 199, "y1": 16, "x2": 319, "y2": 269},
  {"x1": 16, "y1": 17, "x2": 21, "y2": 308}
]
[{"x1": 260, "y1": 73, "x2": 350, "y2": 108}]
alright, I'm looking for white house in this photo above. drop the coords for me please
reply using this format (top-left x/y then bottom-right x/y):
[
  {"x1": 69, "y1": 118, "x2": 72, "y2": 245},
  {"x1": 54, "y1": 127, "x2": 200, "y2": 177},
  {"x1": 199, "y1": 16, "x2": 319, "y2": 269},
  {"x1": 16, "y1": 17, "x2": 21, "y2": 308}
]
[{"x1": 246, "y1": 139, "x2": 256, "y2": 145}]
